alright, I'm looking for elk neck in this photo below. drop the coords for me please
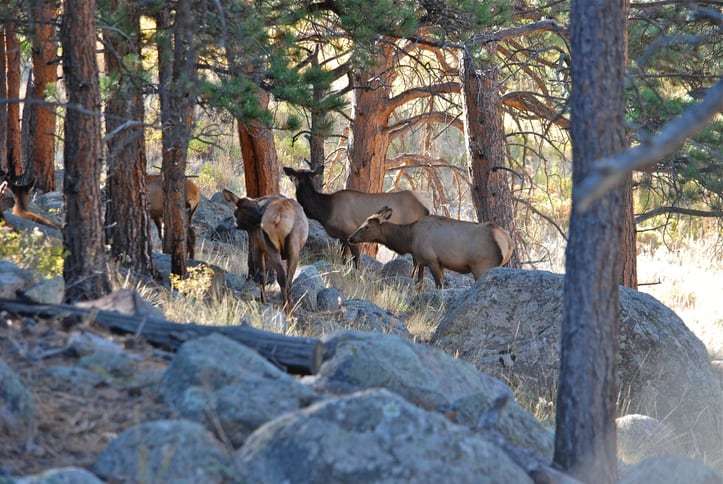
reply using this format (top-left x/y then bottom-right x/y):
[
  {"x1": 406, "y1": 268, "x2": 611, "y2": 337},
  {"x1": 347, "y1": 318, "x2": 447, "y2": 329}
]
[
  {"x1": 296, "y1": 179, "x2": 331, "y2": 224},
  {"x1": 378, "y1": 222, "x2": 414, "y2": 256}
]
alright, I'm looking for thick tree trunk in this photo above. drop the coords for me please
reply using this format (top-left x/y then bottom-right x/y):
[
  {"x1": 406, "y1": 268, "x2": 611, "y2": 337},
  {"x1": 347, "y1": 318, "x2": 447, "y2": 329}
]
[
  {"x1": 27, "y1": 0, "x2": 58, "y2": 193},
  {"x1": 553, "y1": 0, "x2": 628, "y2": 481},
  {"x1": 162, "y1": 0, "x2": 202, "y2": 276},
  {"x1": 5, "y1": 22, "x2": 22, "y2": 178},
  {"x1": 61, "y1": 0, "x2": 111, "y2": 301},
  {"x1": 308, "y1": 50, "x2": 325, "y2": 191},
  {"x1": 346, "y1": 65, "x2": 391, "y2": 194},
  {"x1": 236, "y1": 90, "x2": 280, "y2": 198},
  {"x1": 460, "y1": 48, "x2": 520, "y2": 267},
  {"x1": 104, "y1": 0, "x2": 154, "y2": 275},
  {"x1": 0, "y1": 27, "x2": 7, "y2": 174}
]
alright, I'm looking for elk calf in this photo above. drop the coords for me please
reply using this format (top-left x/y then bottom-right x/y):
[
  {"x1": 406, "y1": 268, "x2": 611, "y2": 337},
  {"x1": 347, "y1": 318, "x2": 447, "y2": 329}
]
[
  {"x1": 146, "y1": 174, "x2": 201, "y2": 259},
  {"x1": 0, "y1": 172, "x2": 60, "y2": 229},
  {"x1": 283, "y1": 164, "x2": 429, "y2": 267},
  {"x1": 222, "y1": 189, "x2": 308, "y2": 310},
  {"x1": 349, "y1": 207, "x2": 513, "y2": 288}
]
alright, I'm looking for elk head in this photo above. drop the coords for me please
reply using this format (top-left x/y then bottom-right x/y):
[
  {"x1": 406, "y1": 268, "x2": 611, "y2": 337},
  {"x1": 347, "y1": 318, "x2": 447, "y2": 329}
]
[
  {"x1": 348, "y1": 206, "x2": 393, "y2": 244},
  {"x1": 222, "y1": 189, "x2": 264, "y2": 231},
  {"x1": 283, "y1": 161, "x2": 323, "y2": 189}
]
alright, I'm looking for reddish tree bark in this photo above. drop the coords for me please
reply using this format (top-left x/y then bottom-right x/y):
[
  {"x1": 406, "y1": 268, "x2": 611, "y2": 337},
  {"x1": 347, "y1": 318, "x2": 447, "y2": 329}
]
[
  {"x1": 237, "y1": 90, "x2": 280, "y2": 198},
  {"x1": 0, "y1": 27, "x2": 7, "y2": 174},
  {"x1": 5, "y1": 23, "x2": 22, "y2": 178},
  {"x1": 104, "y1": 0, "x2": 154, "y2": 275},
  {"x1": 620, "y1": 176, "x2": 638, "y2": 288},
  {"x1": 27, "y1": 0, "x2": 59, "y2": 193},
  {"x1": 554, "y1": 0, "x2": 629, "y2": 481},
  {"x1": 61, "y1": 0, "x2": 111, "y2": 301},
  {"x1": 460, "y1": 48, "x2": 520, "y2": 267}
]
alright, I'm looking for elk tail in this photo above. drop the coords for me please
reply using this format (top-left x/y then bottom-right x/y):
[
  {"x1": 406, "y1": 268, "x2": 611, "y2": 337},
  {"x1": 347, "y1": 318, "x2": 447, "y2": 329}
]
[
  {"x1": 490, "y1": 224, "x2": 514, "y2": 266},
  {"x1": 261, "y1": 200, "x2": 294, "y2": 253}
]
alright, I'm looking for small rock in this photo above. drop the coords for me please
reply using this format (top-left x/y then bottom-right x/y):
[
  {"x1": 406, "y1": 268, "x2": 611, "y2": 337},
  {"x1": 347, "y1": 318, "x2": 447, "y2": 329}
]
[
  {"x1": 93, "y1": 420, "x2": 231, "y2": 484},
  {"x1": 617, "y1": 414, "x2": 678, "y2": 465},
  {"x1": 234, "y1": 389, "x2": 532, "y2": 484},
  {"x1": 13, "y1": 467, "x2": 103, "y2": 484},
  {"x1": 380, "y1": 256, "x2": 416, "y2": 280},
  {"x1": 67, "y1": 331, "x2": 124, "y2": 357},
  {"x1": 341, "y1": 299, "x2": 409, "y2": 336},
  {"x1": 78, "y1": 350, "x2": 136, "y2": 379},
  {"x1": 75, "y1": 289, "x2": 164, "y2": 319},
  {"x1": 316, "y1": 287, "x2": 342, "y2": 311},
  {"x1": 359, "y1": 254, "x2": 383, "y2": 272},
  {"x1": 21, "y1": 276, "x2": 64, "y2": 305},
  {"x1": 0, "y1": 359, "x2": 35, "y2": 440},
  {"x1": 620, "y1": 456, "x2": 722, "y2": 484},
  {"x1": 290, "y1": 265, "x2": 325, "y2": 311}
]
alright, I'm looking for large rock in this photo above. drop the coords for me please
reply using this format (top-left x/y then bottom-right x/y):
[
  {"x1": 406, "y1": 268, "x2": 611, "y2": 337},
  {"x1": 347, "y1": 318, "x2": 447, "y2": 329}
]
[
  {"x1": 305, "y1": 331, "x2": 553, "y2": 457},
  {"x1": 234, "y1": 389, "x2": 532, "y2": 484},
  {"x1": 0, "y1": 359, "x2": 35, "y2": 440},
  {"x1": 94, "y1": 420, "x2": 231, "y2": 483},
  {"x1": 617, "y1": 414, "x2": 678, "y2": 465},
  {"x1": 160, "y1": 334, "x2": 317, "y2": 446},
  {"x1": 0, "y1": 260, "x2": 33, "y2": 298},
  {"x1": 291, "y1": 265, "x2": 325, "y2": 311},
  {"x1": 13, "y1": 467, "x2": 103, "y2": 484},
  {"x1": 340, "y1": 299, "x2": 409, "y2": 336},
  {"x1": 620, "y1": 456, "x2": 723, "y2": 484},
  {"x1": 192, "y1": 195, "x2": 235, "y2": 241},
  {"x1": 317, "y1": 287, "x2": 343, "y2": 311},
  {"x1": 301, "y1": 219, "x2": 337, "y2": 259},
  {"x1": 432, "y1": 269, "x2": 723, "y2": 460}
]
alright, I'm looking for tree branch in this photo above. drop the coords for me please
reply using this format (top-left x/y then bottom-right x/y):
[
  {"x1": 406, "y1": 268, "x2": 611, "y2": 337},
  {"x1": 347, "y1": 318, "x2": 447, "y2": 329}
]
[
  {"x1": 635, "y1": 206, "x2": 723, "y2": 224},
  {"x1": 386, "y1": 111, "x2": 464, "y2": 139},
  {"x1": 576, "y1": 78, "x2": 723, "y2": 210},
  {"x1": 385, "y1": 82, "x2": 461, "y2": 113},
  {"x1": 502, "y1": 91, "x2": 570, "y2": 129}
]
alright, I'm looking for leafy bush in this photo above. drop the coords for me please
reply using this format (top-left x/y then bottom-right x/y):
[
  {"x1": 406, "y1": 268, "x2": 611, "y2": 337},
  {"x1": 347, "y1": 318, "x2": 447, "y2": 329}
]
[{"x1": 0, "y1": 223, "x2": 65, "y2": 278}]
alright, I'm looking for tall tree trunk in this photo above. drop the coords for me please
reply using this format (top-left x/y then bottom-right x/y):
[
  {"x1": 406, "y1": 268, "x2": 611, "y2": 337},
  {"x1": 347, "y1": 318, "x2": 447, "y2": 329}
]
[
  {"x1": 0, "y1": 27, "x2": 7, "y2": 174},
  {"x1": 162, "y1": 0, "x2": 202, "y2": 276},
  {"x1": 346, "y1": 65, "x2": 391, "y2": 194},
  {"x1": 155, "y1": 9, "x2": 172, "y2": 169},
  {"x1": 27, "y1": 0, "x2": 58, "y2": 193},
  {"x1": 460, "y1": 48, "x2": 520, "y2": 267},
  {"x1": 21, "y1": 70, "x2": 32, "y2": 174},
  {"x1": 104, "y1": 0, "x2": 154, "y2": 275},
  {"x1": 5, "y1": 22, "x2": 22, "y2": 178},
  {"x1": 620, "y1": 176, "x2": 637, "y2": 288},
  {"x1": 308, "y1": 49, "x2": 325, "y2": 191},
  {"x1": 236, "y1": 90, "x2": 279, "y2": 198},
  {"x1": 61, "y1": 0, "x2": 111, "y2": 301},
  {"x1": 553, "y1": 0, "x2": 628, "y2": 481}
]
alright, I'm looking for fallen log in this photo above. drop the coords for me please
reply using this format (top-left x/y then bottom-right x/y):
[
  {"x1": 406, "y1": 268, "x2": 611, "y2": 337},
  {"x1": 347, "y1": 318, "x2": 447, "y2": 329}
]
[{"x1": 0, "y1": 298, "x2": 323, "y2": 375}]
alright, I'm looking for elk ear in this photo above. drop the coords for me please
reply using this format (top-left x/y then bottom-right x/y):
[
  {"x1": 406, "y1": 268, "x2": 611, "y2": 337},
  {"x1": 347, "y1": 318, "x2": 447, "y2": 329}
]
[
  {"x1": 377, "y1": 206, "x2": 393, "y2": 220},
  {"x1": 283, "y1": 167, "x2": 297, "y2": 178},
  {"x1": 222, "y1": 189, "x2": 240, "y2": 206}
]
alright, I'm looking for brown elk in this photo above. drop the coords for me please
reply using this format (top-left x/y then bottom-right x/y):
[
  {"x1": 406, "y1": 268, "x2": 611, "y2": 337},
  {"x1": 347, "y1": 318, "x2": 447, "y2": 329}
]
[
  {"x1": 222, "y1": 189, "x2": 308, "y2": 310},
  {"x1": 0, "y1": 171, "x2": 60, "y2": 229},
  {"x1": 283, "y1": 164, "x2": 429, "y2": 267},
  {"x1": 349, "y1": 207, "x2": 513, "y2": 288},
  {"x1": 145, "y1": 174, "x2": 201, "y2": 259}
]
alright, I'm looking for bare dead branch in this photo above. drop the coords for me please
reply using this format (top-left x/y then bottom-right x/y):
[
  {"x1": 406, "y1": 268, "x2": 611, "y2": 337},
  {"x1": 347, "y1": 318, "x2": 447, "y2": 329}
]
[
  {"x1": 576, "y1": 78, "x2": 723, "y2": 210},
  {"x1": 635, "y1": 206, "x2": 723, "y2": 223}
]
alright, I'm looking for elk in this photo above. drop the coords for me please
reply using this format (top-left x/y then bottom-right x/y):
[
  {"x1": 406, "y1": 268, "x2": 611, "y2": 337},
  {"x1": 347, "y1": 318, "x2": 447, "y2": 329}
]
[
  {"x1": 145, "y1": 174, "x2": 201, "y2": 259},
  {"x1": 283, "y1": 164, "x2": 429, "y2": 267},
  {"x1": 0, "y1": 171, "x2": 60, "y2": 229},
  {"x1": 349, "y1": 207, "x2": 514, "y2": 288},
  {"x1": 222, "y1": 189, "x2": 308, "y2": 310}
]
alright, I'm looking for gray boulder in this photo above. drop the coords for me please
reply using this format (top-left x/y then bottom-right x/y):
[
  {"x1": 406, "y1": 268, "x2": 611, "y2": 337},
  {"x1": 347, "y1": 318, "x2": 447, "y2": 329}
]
[
  {"x1": 432, "y1": 269, "x2": 723, "y2": 460},
  {"x1": 78, "y1": 350, "x2": 137, "y2": 379},
  {"x1": 380, "y1": 257, "x2": 417, "y2": 281},
  {"x1": 234, "y1": 389, "x2": 532, "y2": 484},
  {"x1": 34, "y1": 191, "x2": 64, "y2": 212},
  {"x1": 94, "y1": 420, "x2": 231, "y2": 483},
  {"x1": 0, "y1": 260, "x2": 33, "y2": 298},
  {"x1": 305, "y1": 331, "x2": 553, "y2": 457},
  {"x1": 160, "y1": 334, "x2": 317, "y2": 446},
  {"x1": 620, "y1": 456, "x2": 722, "y2": 484},
  {"x1": 192, "y1": 195, "x2": 235, "y2": 241},
  {"x1": 0, "y1": 359, "x2": 35, "y2": 440},
  {"x1": 317, "y1": 287, "x2": 343, "y2": 311},
  {"x1": 21, "y1": 276, "x2": 64, "y2": 304},
  {"x1": 617, "y1": 414, "x2": 678, "y2": 465},
  {"x1": 341, "y1": 299, "x2": 409, "y2": 336},
  {"x1": 301, "y1": 219, "x2": 336, "y2": 258},
  {"x1": 291, "y1": 265, "x2": 325, "y2": 311},
  {"x1": 13, "y1": 467, "x2": 103, "y2": 484}
]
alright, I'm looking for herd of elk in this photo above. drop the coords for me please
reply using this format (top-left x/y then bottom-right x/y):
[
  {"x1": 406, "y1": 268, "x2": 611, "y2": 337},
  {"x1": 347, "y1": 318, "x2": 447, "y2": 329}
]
[
  {"x1": 222, "y1": 189, "x2": 308, "y2": 310},
  {"x1": 349, "y1": 206, "x2": 513, "y2": 288}
]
